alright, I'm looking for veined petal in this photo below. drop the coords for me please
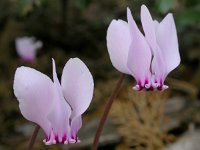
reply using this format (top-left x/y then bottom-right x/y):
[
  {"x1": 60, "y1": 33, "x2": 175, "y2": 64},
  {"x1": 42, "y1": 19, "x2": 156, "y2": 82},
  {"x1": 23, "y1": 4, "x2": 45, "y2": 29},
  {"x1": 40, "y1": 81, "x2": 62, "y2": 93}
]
[
  {"x1": 127, "y1": 7, "x2": 152, "y2": 87},
  {"x1": 13, "y1": 66, "x2": 54, "y2": 136},
  {"x1": 141, "y1": 4, "x2": 157, "y2": 51},
  {"x1": 61, "y1": 58, "x2": 94, "y2": 118},
  {"x1": 46, "y1": 59, "x2": 71, "y2": 144},
  {"x1": 106, "y1": 19, "x2": 132, "y2": 74},
  {"x1": 155, "y1": 13, "x2": 180, "y2": 77}
]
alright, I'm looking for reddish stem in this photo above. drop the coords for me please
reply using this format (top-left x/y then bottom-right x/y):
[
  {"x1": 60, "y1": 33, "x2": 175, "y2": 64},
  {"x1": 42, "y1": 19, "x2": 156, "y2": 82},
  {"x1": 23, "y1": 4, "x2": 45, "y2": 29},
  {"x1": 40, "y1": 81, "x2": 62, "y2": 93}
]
[
  {"x1": 28, "y1": 125, "x2": 40, "y2": 150},
  {"x1": 91, "y1": 73, "x2": 125, "y2": 150}
]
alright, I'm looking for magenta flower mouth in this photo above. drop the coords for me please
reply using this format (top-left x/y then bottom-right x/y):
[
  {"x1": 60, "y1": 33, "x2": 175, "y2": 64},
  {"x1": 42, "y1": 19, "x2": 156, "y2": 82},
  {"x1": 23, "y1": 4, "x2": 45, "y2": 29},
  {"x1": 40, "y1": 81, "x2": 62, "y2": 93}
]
[
  {"x1": 133, "y1": 79, "x2": 168, "y2": 91},
  {"x1": 106, "y1": 5, "x2": 180, "y2": 91},
  {"x1": 13, "y1": 58, "x2": 94, "y2": 145}
]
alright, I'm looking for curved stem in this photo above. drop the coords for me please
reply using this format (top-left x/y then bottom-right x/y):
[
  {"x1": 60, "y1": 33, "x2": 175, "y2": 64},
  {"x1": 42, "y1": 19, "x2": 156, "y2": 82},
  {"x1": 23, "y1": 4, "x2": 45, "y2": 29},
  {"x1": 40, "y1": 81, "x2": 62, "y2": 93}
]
[
  {"x1": 92, "y1": 73, "x2": 125, "y2": 150},
  {"x1": 28, "y1": 125, "x2": 40, "y2": 150}
]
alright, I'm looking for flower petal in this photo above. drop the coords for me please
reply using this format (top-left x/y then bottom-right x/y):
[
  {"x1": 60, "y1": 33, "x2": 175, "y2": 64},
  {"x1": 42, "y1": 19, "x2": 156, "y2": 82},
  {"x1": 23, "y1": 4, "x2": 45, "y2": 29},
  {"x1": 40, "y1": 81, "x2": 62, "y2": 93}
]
[
  {"x1": 141, "y1": 4, "x2": 157, "y2": 51},
  {"x1": 15, "y1": 37, "x2": 38, "y2": 62},
  {"x1": 106, "y1": 19, "x2": 132, "y2": 74},
  {"x1": 127, "y1": 8, "x2": 152, "y2": 86},
  {"x1": 151, "y1": 46, "x2": 166, "y2": 84},
  {"x1": 35, "y1": 41, "x2": 43, "y2": 49},
  {"x1": 13, "y1": 66, "x2": 54, "y2": 136},
  {"x1": 61, "y1": 58, "x2": 94, "y2": 118},
  {"x1": 154, "y1": 20, "x2": 159, "y2": 29},
  {"x1": 140, "y1": 5, "x2": 164, "y2": 84},
  {"x1": 46, "y1": 59, "x2": 71, "y2": 144},
  {"x1": 70, "y1": 116, "x2": 82, "y2": 143},
  {"x1": 155, "y1": 13, "x2": 180, "y2": 76}
]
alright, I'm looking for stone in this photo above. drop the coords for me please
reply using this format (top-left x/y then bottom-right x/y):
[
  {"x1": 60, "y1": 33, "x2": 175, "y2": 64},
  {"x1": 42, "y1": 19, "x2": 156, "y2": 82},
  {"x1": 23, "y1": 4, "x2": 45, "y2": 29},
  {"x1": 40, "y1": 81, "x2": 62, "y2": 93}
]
[{"x1": 165, "y1": 130, "x2": 200, "y2": 150}]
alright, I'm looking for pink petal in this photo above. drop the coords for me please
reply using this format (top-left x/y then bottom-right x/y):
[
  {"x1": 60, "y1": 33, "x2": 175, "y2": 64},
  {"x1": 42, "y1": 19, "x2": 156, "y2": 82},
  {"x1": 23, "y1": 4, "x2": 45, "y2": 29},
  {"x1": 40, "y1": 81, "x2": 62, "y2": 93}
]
[
  {"x1": 16, "y1": 37, "x2": 36, "y2": 61},
  {"x1": 46, "y1": 59, "x2": 71, "y2": 144},
  {"x1": 61, "y1": 58, "x2": 94, "y2": 118},
  {"x1": 141, "y1": 5, "x2": 157, "y2": 51},
  {"x1": 151, "y1": 46, "x2": 167, "y2": 85},
  {"x1": 35, "y1": 41, "x2": 43, "y2": 49},
  {"x1": 155, "y1": 14, "x2": 180, "y2": 77},
  {"x1": 126, "y1": 8, "x2": 152, "y2": 87},
  {"x1": 70, "y1": 116, "x2": 82, "y2": 143},
  {"x1": 154, "y1": 20, "x2": 159, "y2": 29},
  {"x1": 106, "y1": 19, "x2": 132, "y2": 74},
  {"x1": 15, "y1": 37, "x2": 42, "y2": 62},
  {"x1": 13, "y1": 66, "x2": 54, "y2": 136}
]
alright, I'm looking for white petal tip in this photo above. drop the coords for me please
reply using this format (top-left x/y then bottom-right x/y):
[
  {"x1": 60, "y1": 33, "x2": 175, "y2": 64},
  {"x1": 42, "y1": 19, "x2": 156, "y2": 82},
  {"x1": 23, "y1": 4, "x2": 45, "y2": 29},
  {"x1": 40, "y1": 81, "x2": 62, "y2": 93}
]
[
  {"x1": 132, "y1": 85, "x2": 140, "y2": 91},
  {"x1": 44, "y1": 139, "x2": 56, "y2": 145},
  {"x1": 69, "y1": 138, "x2": 76, "y2": 143},
  {"x1": 127, "y1": 7, "x2": 132, "y2": 17},
  {"x1": 144, "y1": 84, "x2": 151, "y2": 89},
  {"x1": 152, "y1": 83, "x2": 159, "y2": 88},
  {"x1": 141, "y1": 4, "x2": 147, "y2": 9},
  {"x1": 162, "y1": 85, "x2": 169, "y2": 91},
  {"x1": 77, "y1": 139, "x2": 80, "y2": 143}
]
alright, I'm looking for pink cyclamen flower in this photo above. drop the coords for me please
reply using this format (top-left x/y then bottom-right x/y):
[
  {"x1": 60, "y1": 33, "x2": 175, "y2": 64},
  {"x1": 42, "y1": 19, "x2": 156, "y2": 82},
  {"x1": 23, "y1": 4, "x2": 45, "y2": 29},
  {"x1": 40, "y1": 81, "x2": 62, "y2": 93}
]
[
  {"x1": 107, "y1": 5, "x2": 180, "y2": 91},
  {"x1": 15, "y1": 37, "x2": 42, "y2": 62},
  {"x1": 13, "y1": 58, "x2": 94, "y2": 145}
]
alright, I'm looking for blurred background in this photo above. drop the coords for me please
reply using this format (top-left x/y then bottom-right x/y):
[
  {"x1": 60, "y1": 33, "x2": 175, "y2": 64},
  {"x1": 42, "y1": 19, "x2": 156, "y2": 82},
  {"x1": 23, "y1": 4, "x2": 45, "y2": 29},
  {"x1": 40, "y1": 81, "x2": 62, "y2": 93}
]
[{"x1": 0, "y1": 0, "x2": 200, "y2": 149}]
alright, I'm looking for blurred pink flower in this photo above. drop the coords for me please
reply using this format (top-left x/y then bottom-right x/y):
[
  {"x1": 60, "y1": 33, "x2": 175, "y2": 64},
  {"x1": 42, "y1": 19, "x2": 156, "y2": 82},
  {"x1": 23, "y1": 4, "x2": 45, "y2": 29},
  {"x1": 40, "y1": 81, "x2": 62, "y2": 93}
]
[
  {"x1": 15, "y1": 37, "x2": 42, "y2": 62},
  {"x1": 13, "y1": 58, "x2": 94, "y2": 145},
  {"x1": 107, "y1": 5, "x2": 180, "y2": 91}
]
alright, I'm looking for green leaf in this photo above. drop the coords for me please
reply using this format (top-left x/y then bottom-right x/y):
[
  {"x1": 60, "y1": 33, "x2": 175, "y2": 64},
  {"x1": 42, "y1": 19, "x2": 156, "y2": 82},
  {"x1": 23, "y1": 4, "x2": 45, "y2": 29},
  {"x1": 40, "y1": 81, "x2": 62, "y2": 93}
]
[
  {"x1": 75, "y1": 0, "x2": 92, "y2": 10},
  {"x1": 156, "y1": 0, "x2": 177, "y2": 14},
  {"x1": 17, "y1": 0, "x2": 31, "y2": 15},
  {"x1": 17, "y1": 0, "x2": 42, "y2": 15},
  {"x1": 177, "y1": 8, "x2": 200, "y2": 27}
]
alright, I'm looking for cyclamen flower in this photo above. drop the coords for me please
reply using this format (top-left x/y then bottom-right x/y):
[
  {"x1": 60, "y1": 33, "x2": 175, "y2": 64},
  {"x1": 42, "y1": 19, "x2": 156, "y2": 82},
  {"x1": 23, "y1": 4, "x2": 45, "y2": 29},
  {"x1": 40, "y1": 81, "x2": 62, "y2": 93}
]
[
  {"x1": 15, "y1": 37, "x2": 42, "y2": 62},
  {"x1": 107, "y1": 5, "x2": 180, "y2": 91},
  {"x1": 13, "y1": 58, "x2": 94, "y2": 145}
]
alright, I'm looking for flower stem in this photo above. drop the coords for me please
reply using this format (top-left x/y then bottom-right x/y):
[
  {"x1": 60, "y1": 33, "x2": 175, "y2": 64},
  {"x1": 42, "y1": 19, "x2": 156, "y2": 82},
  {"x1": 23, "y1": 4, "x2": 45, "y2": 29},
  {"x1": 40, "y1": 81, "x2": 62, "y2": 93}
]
[
  {"x1": 91, "y1": 73, "x2": 125, "y2": 150},
  {"x1": 28, "y1": 125, "x2": 40, "y2": 150}
]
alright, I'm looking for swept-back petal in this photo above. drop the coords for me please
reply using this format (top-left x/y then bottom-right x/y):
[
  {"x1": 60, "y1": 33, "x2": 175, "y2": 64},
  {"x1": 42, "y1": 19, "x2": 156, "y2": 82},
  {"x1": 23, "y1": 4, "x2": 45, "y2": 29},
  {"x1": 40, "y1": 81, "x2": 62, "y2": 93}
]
[
  {"x1": 151, "y1": 46, "x2": 166, "y2": 83},
  {"x1": 70, "y1": 116, "x2": 82, "y2": 143},
  {"x1": 106, "y1": 19, "x2": 132, "y2": 74},
  {"x1": 13, "y1": 66, "x2": 54, "y2": 135},
  {"x1": 61, "y1": 58, "x2": 94, "y2": 118},
  {"x1": 155, "y1": 13, "x2": 180, "y2": 76},
  {"x1": 46, "y1": 59, "x2": 71, "y2": 144},
  {"x1": 127, "y1": 8, "x2": 152, "y2": 86},
  {"x1": 154, "y1": 20, "x2": 159, "y2": 29},
  {"x1": 141, "y1": 5, "x2": 157, "y2": 51}
]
